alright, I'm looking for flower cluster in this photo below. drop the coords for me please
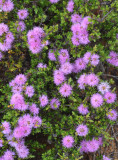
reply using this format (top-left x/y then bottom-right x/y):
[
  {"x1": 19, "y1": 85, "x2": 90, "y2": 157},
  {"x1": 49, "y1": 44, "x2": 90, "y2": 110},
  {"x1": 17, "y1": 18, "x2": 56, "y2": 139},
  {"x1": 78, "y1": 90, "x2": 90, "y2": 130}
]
[
  {"x1": 27, "y1": 26, "x2": 47, "y2": 54},
  {"x1": 71, "y1": 15, "x2": 91, "y2": 46},
  {"x1": 107, "y1": 51, "x2": 118, "y2": 67},
  {"x1": 0, "y1": 73, "x2": 43, "y2": 159},
  {"x1": 9, "y1": 74, "x2": 35, "y2": 111},
  {"x1": 0, "y1": 23, "x2": 14, "y2": 51},
  {"x1": 80, "y1": 137, "x2": 103, "y2": 153}
]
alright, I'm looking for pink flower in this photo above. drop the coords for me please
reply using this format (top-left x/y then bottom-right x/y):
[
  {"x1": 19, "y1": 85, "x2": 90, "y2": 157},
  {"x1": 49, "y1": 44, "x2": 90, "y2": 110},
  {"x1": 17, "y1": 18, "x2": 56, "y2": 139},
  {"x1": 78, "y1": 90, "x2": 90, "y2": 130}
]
[
  {"x1": 80, "y1": 140, "x2": 88, "y2": 153},
  {"x1": 91, "y1": 54, "x2": 100, "y2": 66},
  {"x1": 1, "y1": 121, "x2": 11, "y2": 135},
  {"x1": 103, "y1": 155, "x2": 111, "y2": 160},
  {"x1": 33, "y1": 116, "x2": 42, "y2": 128},
  {"x1": 49, "y1": 0, "x2": 60, "y2": 3},
  {"x1": 59, "y1": 83, "x2": 72, "y2": 97},
  {"x1": 17, "y1": 9, "x2": 29, "y2": 20},
  {"x1": 66, "y1": 0, "x2": 74, "y2": 12},
  {"x1": 75, "y1": 58, "x2": 86, "y2": 72},
  {"x1": 78, "y1": 104, "x2": 89, "y2": 115},
  {"x1": 60, "y1": 62, "x2": 73, "y2": 75},
  {"x1": 91, "y1": 93, "x2": 103, "y2": 108},
  {"x1": 98, "y1": 82, "x2": 110, "y2": 95},
  {"x1": 107, "y1": 109, "x2": 117, "y2": 121},
  {"x1": 76, "y1": 124, "x2": 89, "y2": 136},
  {"x1": 48, "y1": 50, "x2": 56, "y2": 61},
  {"x1": 53, "y1": 70, "x2": 66, "y2": 85},
  {"x1": 77, "y1": 74, "x2": 87, "y2": 89},
  {"x1": 86, "y1": 73, "x2": 99, "y2": 86},
  {"x1": 17, "y1": 21, "x2": 26, "y2": 32},
  {"x1": 71, "y1": 14, "x2": 82, "y2": 24},
  {"x1": 50, "y1": 98, "x2": 60, "y2": 110},
  {"x1": 104, "y1": 92, "x2": 116, "y2": 104},
  {"x1": 2, "y1": 0, "x2": 14, "y2": 12},
  {"x1": 14, "y1": 74, "x2": 27, "y2": 86},
  {"x1": 58, "y1": 49, "x2": 70, "y2": 64},
  {"x1": 25, "y1": 85, "x2": 34, "y2": 97},
  {"x1": 62, "y1": 135, "x2": 74, "y2": 148},
  {"x1": 39, "y1": 95, "x2": 48, "y2": 107},
  {"x1": 0, "y1": 23, "x2": 9, "y2": 36},
  {"x1": 83, "y1": 52, "x2": 91, "y2": 64},
  {"x1": 29, "y1": 103, "x2": 39, "y2": 115},
  {"x1": 86, "y1": 138, "x2": 99, "y2": 152}
]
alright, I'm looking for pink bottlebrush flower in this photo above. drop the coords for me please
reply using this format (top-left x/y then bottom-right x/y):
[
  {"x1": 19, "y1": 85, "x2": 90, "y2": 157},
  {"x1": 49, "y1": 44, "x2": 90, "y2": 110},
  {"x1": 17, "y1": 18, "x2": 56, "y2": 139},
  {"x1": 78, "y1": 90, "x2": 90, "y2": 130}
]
[
  {"x1": 33, "y1": 26, "x2": 45, "y2": 38},
  {"x1": 107, "y1": 109, "x2": 117, "y2": 121},
  {"x1": 50, "y1": 98, "x2": 60, "y2": 110},
  {"x1": 53, "y1": 70, "x2": 66, "y2": 86},
  {"x1": 17, "y1": 9, "x2": 29, "y2": 20},
  {"x1": 76, "y1": 124, "x2": 89, "y2": 136},
  {"x1": 59, "y1": 83, "x2": 72, "y2": 97},
  {"x1": 11, "y1": 85, "x2": 23, "y2": 94},
  {"x1": 48, "y1": 50, "x2": 56, "y2": 61},
  {"x1": 91, "y1": 54, "x2": 100, "y2": 66},
  {"x1": 60, "y1": 62, "x2": 73, "y2": 75},
  {"x1": 25, "y1": 85, "x2": 34, "y2": 98},
  {"x1": 17, "y1": 21, "x2": 26, "y2": 32},
  {"x1": 97, "y1": 137, "x2": 103, "y2": 146},
  {"x1": 71, "y1": 14, "x2": 82, "y2": 24},
  {"x1": 14, "y1": 74, "x2": 27, "y2": 86},
  {"x1": 75, "y1": 58, "x2": 86, "y2": 72},
  {"x1": 29, "y1": 40, "x2": 42, "y2": 54},
  {"x1": 86, "y1": 138, "x2": 99, "y2": 153},
  {"x1": 58, "y1": 49, "x2": 70, "y2": 64},
  {"x1": 10, "y1": 93, "x2": 28, "y2": 111},
  {"x1": 86, "y1": 73, "x2": 99, "y2": 86},
  {"x1": 107, "y1": 51, "x2": 118, "y2": 67},
  {"x1": 0, "y1": 23, "x2": 9, "y2": 36},
  {"x1": 103, "y1": 155, "x2": 111, "y2": 160},
  {"x1": 16, "y1": 144, "x2": 29, "y2": 159},
  {"x1": 33, "y1": 116, "x2": 42, "y2": 128},
  {"x1": 2, "y1": 0, "x2": 14, "y2": 12},
  {"x1": 91, "y1": 93, "x2": 103, "y2": 108},
  {"x1": 98, "y1": 82, "x2": 110, "y2": 95},
  {"x1": 1, "y1": 121, "x2": 11, "y2": 135},
  {"x1": 71, "y1": 35, "x2": 80, "y2": 46},
  {"x1": 79, "y1": 34, "x2": 90, "y2": 45},
  {"x1": 71, "y1": 23, "x2": 81, "y2": 34},
  {"x1": 77, "y1": 74, "x2": 87, "y2": 89},
  {"x1": 80, "y1": 140, "x2": 88, "y2": 153},
  {"x1": 18, "y1": 114, "x2": 33, "y2": 128},
  {"x1": 3, "y1": 150, "x2": 15, "y2": 160},
  {"x1": 81, "y1": 16, "x2": 91, "y2": 29},
  {"x1": 6, "y1": 134, "x2": 18, "y2": 147},
  {"x1": 13, "y1": 126, "x2": 25, "y2": 139},
  {"x1": 29, "y1": 103, "x2": 39, "y2": 115},
  {"x1": 78, "y1": 104, "x2": 89, "y2": 115},
  {"x1": 37, "y1": 63, "x2": 47, "y2": 68},
  {"x1": 39, "y1": 95, "x2": 48, "y2": 107},
  {"x1": 49, "y1": 0, "x2": 60, "y2": 3},
  {"x1": 62, "y1": 135, "x2": 74, "y2": 148},
  {"x1": 104, "y1": 92, "x2": 116, "y2": 104},
  {"x1": 83, "y1": 52, "x2": 91, "y2": 64},
  {"x1": 5, "y1": 32, "x2": 14, "y2": 44},
  {"x1": 66, "y1": 0, "x2": 74, "y2": 12}
]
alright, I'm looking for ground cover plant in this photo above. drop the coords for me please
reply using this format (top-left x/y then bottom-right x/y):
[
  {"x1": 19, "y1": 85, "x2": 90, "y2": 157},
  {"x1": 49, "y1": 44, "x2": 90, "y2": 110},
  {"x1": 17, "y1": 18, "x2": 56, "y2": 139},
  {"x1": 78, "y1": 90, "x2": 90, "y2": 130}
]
[{"x1": 0, "y1": 0, "x2": 118, "y2": 159}]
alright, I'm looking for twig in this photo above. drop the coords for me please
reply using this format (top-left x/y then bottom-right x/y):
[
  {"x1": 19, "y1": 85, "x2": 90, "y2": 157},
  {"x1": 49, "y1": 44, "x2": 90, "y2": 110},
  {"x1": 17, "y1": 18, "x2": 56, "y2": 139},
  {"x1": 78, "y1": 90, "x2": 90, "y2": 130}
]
[{"x1": 100, "y1": 8, "x2": 114, "y2": 22}]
